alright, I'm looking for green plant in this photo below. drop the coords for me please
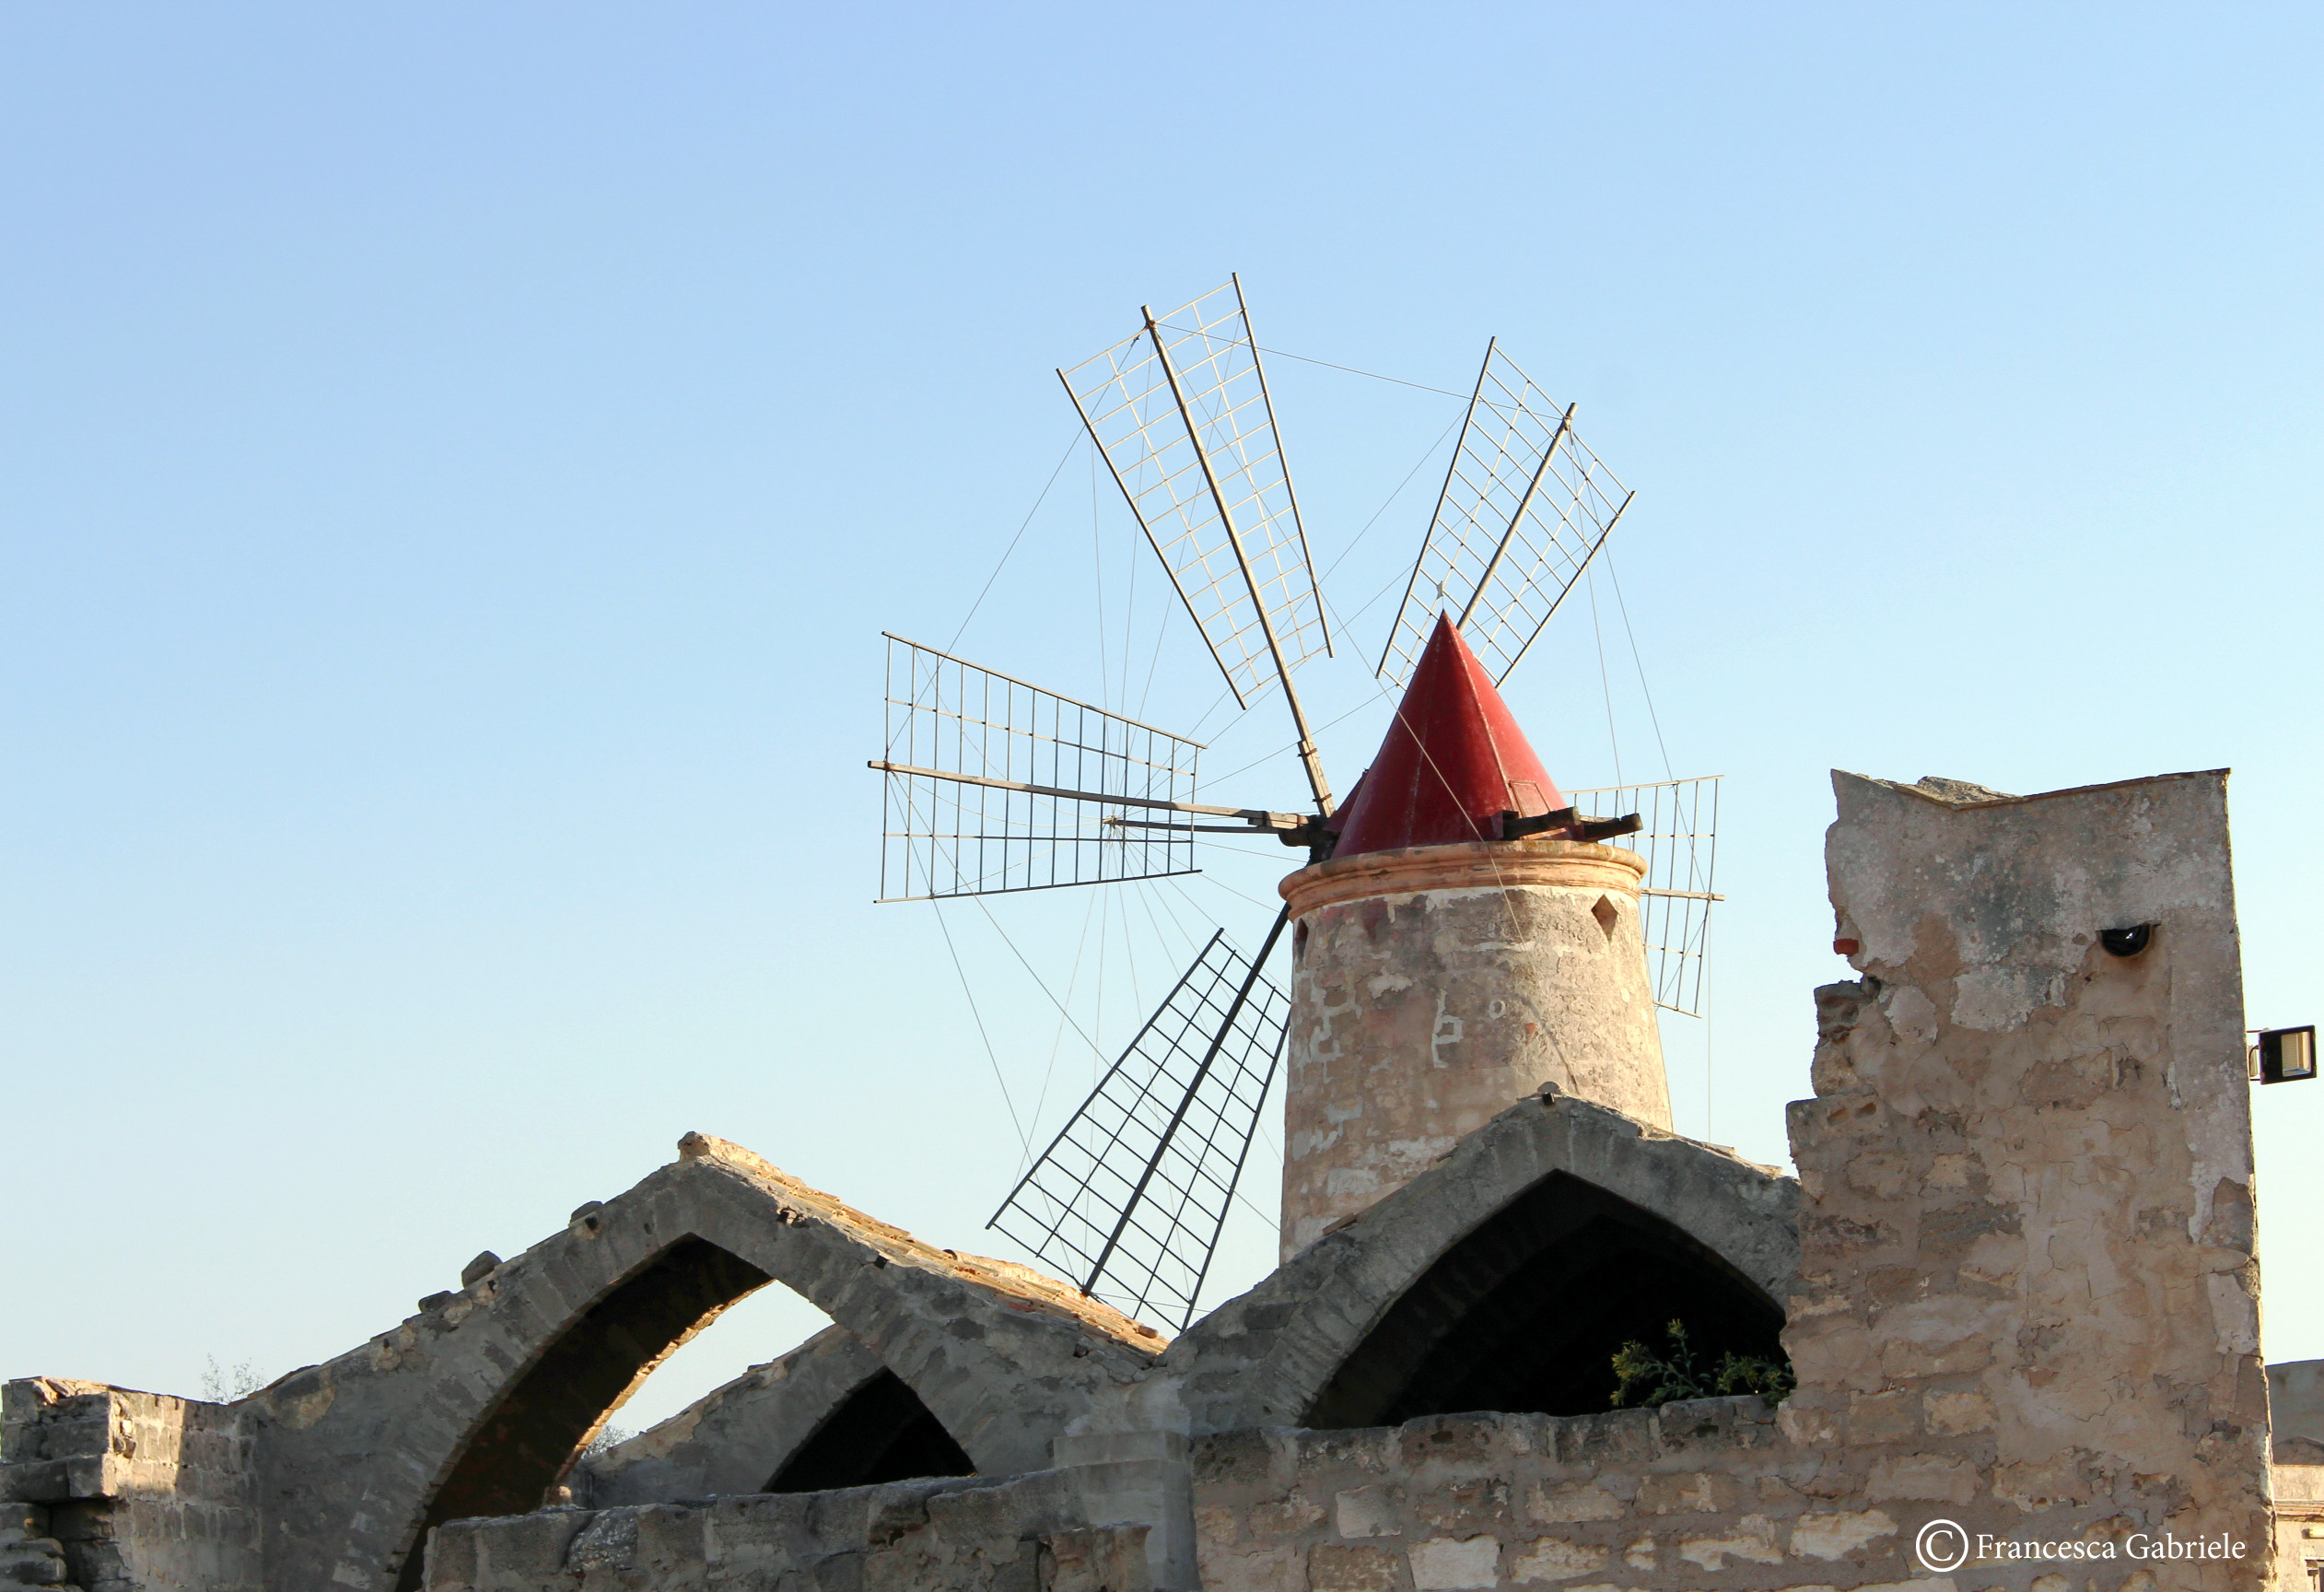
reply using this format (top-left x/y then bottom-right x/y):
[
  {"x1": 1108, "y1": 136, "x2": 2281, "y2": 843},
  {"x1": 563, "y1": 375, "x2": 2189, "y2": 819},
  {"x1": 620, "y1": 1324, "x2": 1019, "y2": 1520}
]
[{"x1": 1609, "y1": 1319, "x2": 1794, "y2": 1409}]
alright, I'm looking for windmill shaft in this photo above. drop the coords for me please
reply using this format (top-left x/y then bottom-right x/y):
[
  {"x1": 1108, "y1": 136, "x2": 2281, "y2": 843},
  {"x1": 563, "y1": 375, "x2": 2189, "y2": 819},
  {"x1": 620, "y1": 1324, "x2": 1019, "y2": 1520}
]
[
  {"x1": 869, "y1": 760, "x2": 1302, "y2": 831},
  {"x1": 1080, "y1": 904, "x2": 1293, "y2": 1297},
  {"x1": 1457, "y1": 402, "x2": 1576, "y2": 631},
  {"x1": 1141, "y1": 308, "x2": 1334, "y2": 817}
]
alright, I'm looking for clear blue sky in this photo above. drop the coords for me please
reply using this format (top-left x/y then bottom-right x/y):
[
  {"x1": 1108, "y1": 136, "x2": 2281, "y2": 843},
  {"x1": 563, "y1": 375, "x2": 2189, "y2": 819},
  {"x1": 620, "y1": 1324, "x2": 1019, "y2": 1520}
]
[{"x1": 7, "y1": 5, "x2": 2321, "y2": 1428}]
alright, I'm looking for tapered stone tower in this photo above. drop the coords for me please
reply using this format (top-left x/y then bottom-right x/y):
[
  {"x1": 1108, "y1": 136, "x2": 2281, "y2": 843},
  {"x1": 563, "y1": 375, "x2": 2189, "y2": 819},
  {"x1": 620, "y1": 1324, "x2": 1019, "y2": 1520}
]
[{"x1": 1276, "y1": 616, "x2": 1670, "y2": 1258}]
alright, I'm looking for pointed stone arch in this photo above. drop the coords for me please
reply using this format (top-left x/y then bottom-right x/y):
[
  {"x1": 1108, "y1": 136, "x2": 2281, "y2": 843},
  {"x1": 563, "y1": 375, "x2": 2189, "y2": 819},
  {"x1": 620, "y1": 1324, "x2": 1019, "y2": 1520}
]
[
  {"x1": 252, "y1": 1135, "x2": 1162, "y2": 1592},
  {"x1": 1158, "y1": 1093, "x2": 1799, "y2": 1435}
]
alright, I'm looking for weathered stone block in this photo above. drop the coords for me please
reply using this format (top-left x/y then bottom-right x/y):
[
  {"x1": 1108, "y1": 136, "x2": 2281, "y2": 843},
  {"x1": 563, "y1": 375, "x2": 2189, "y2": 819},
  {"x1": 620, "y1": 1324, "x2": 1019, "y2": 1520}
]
[
  {"x1": 1788, "y1": 1507, "x2": 1897, "y2": 1561},
  {"x1": 1396, "y1": 1416, "x2": 1513, "y2": 1474},
  {"x1": 1306, "y1": 1543, "x2": 1401, "y2": 1592},
  {"x1": 1403, "y1": 1535, "x2": 1496, "y2": 1591},
  {"x1": 1503, "y1": 1536, "x2": 1608, "y2": 1584},
  {"x1": 1633, "y1": 1471, "x2": 1738, "y2": 1516},
  {"x1": 1188, "y1": 1430, "x2": 1278, "y2": 1490},
  {"x1": 1334, "y1": 1485, "x2": 1400, "y2": 1539},
  {"x1": 1864, "y1": 1453, "x2": 1976, "y2": 1506},
  {"x1": 1196, "y1": 1543, "x2": 1301, "y2": 1592},
  {"x1": 1410, "y1": 1478, "x2": 1505, "y2": 1531},
  {"x1": 1041, "y1": 1526, "x2": 1150, "y2": 1592},
  {"x1": 1522, "y1": 1481, "x2": 1626, "y2": 1525},
  {"x1": 1674, "y1": 1512, "x2": 1781, "y2": 1570},
  {"x1": 1551, "y1": 1411, "x2": 1657, "y2": 1469}
]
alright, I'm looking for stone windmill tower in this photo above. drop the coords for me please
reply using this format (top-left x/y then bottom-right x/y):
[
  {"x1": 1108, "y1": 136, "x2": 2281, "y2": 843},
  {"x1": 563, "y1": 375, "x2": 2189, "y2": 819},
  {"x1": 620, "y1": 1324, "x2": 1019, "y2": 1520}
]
[
  {"x1": 1277, "y1": 615, "x2": 1670, "y2": 1257},
  {"x1": 876, "y1": 282, "x2": 1717, "y2": 1327}
]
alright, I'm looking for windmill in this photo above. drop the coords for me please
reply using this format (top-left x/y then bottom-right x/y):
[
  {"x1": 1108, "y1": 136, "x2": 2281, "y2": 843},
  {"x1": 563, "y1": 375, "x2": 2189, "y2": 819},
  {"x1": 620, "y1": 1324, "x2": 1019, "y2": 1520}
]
[{"x1": 870, "y1": 277, "x2": 1718, "y2": 1331}]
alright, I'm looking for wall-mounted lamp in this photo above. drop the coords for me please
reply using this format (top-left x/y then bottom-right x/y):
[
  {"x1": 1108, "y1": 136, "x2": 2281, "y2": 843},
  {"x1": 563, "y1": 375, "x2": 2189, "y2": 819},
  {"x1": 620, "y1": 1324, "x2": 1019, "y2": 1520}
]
[{"x1": 2249, "y1": 1026, "x2": 2318, "y2": 1084}]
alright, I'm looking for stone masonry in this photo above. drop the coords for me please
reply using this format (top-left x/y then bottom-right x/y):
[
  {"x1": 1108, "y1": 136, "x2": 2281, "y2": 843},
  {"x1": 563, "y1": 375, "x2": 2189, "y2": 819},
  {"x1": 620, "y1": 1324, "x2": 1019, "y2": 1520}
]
[
  {"x1": 1278, "y1": 839, "x2": 1671, "y2": 1259},
  {"x1": 9, "y1": 765, "x2": 2305, "y2": 1592}
]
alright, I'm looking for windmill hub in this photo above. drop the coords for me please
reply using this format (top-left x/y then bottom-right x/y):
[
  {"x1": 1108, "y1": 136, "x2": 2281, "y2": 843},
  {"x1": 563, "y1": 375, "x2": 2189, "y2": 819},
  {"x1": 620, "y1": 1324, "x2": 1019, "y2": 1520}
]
[{"x1": 1274, "y1": 618, "x2": 1670, "y2": 1259}]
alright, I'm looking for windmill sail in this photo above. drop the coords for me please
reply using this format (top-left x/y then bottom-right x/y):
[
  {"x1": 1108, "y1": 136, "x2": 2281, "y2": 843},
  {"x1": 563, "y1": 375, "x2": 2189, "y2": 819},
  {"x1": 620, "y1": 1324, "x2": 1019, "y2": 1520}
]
[
  {"x1": 1377, "y1": 341, "x2": 1634, "y2": 691},
  {"x1": 1568, "y1": 775, "x2": 1722, "y2": 1016},
  {"x1": 1059, "y1": 279, "x2": 1334, "y2": 806},
  {"x1": 990, "y1": 919, "x2": 1290, "y2": 1330},
  {"x1": 874, "y1": 634, "x2": 1208, "y2": 902}
]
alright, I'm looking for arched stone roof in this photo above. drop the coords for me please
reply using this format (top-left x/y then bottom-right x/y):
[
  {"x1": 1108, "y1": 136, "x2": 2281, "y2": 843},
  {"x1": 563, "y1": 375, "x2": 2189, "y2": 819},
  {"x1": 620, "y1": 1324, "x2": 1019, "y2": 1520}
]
[
  {"x1": 251, "y1": 1133, "x2": 1163, "y2": 1592},
  {"x1": 1153, "y1": 1091, "x2": 1799, "y2": 1436},
  {"x1": 575, "y1": 1324, "x2": 885, "y2": 1507}
]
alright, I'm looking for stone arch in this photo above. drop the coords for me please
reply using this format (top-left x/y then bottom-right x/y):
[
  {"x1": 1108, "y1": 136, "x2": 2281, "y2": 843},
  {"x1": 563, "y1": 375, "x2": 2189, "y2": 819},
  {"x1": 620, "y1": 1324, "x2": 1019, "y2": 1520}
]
[
  {"x1": 1159, "y1": 1092, "x2": 1799, "y2": 1436},
  {"x1": 1302, "y1": 1170, "x2": 1787, "y2": 1425},
  {"x1": 764, "y1": 1367, "x2": 975, "y2": 1492},
  {"x1": 254, "y1": 1134, "x2": 1162, "y2": 1592},
  {"x1": 578, "y1": 1326, "x2": 975, "y2": 1507}
]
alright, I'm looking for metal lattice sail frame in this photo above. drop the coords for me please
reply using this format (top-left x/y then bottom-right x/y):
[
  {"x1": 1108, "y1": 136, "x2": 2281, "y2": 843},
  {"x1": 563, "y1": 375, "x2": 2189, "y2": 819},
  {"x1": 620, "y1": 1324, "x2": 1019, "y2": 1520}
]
[
  {"x1": 1568, "y1": 775, "x2": 1722, "y2": 1016},
  {"x1": 871, "y1": 635, "x2": 1310, "y2": 902},
  {"x1": 989, "y1": 919, "x2": 1290, "y2": 1329},
  {"x1": 1059, "y1": 275, "x2": 1335, "y2": 811},
  {"x1": 873, "y1": 635, "x2": 1208, "y2": 901},
  {"x1": 1377, "y1": 340, "x2": 1634, "y2": 690}
]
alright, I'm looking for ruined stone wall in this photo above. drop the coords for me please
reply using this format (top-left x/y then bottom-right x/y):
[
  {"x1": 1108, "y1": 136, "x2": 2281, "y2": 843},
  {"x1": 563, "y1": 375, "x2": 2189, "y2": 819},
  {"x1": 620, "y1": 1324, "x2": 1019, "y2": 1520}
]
[
  {"x1": 424, "y1": 1469, "x2": 1152, "y2": 1592},
  {"x1": 1279, "y1": 841, "x2": 1670, "y2": 1259},
  {"x1": 1190, "y1": 1403, "x2": 1909, "y2": 1592},
  {"x1": 1783, "y1": 771, "x2": 2270, "y2": 1586},
  {"x1": 0, "y1": 1380, "x2": 260, "y2": 1592}
]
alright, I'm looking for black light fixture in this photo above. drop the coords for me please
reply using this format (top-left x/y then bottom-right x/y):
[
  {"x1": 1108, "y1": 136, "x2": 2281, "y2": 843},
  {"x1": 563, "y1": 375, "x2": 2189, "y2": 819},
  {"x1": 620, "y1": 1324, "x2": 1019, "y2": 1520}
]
[{"x1": 2250, "y1": 1026, "x2": 2318, "y2": 1084}]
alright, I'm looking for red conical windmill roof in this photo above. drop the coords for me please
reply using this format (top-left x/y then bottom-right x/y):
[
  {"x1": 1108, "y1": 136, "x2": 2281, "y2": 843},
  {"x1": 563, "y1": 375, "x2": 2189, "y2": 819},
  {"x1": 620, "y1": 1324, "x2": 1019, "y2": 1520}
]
[{"x1": 1327, "y1": 615, "x2": 1566, "y2": 859}]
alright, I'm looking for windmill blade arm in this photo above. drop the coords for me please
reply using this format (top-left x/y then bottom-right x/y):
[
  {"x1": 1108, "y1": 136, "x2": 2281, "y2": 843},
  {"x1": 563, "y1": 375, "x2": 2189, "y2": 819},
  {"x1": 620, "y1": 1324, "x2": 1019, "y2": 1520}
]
[
  {"x1": 868, "y1": 761, "x2": 1303, "y2": 832},
  {"x1": 987, "y1": 919, "x2": 1292, "y2": 1329},
  {"x1": 1106, "y1": 818, "x2": 1314, "y2": 844},
  {"x1": 1058, "y1": 280, "x2": 1335, "y2": 814},
  {"x1": 1485, "y1": 487, "x2": 1631, "y2": 689},
  {"x1": 1375, "y1": 343, "x2": 1634, "y2": 693},
  {"x1": 876, "y1": 633, "x2": 1216, "y2": 901}
]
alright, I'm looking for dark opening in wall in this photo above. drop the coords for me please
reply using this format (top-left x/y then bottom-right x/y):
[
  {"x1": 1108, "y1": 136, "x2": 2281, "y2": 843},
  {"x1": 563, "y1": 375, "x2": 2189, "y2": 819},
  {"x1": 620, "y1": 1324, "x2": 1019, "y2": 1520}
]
[
  {"x1": 1302, "y1": 1172, "x2": 1787, "y2": 1427},
  {"x1": 394, "y1": 1236, "x2": 774, "y2": 1592},
  {"x1": 765, "y1": 1369, "x2": 975, "y2": 1492}
]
